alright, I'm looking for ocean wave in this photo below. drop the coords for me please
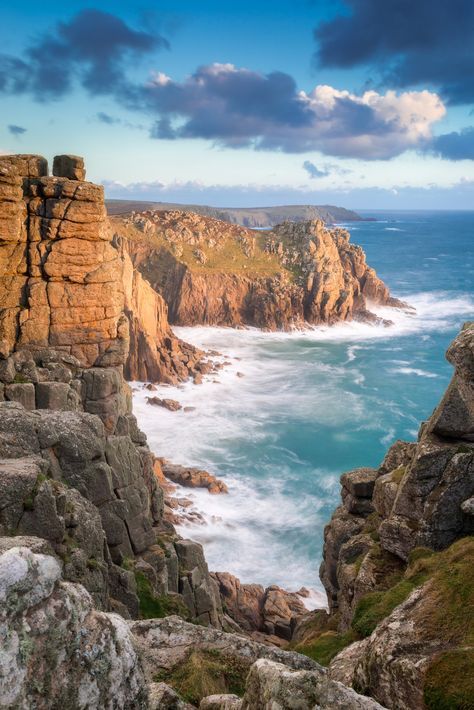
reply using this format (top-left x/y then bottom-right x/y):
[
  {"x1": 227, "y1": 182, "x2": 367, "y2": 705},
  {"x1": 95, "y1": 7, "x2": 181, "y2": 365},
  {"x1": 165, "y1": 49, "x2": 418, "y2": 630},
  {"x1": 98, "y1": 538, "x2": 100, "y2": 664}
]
[
  {"x1": 132, "y1": 288, "x2": 472, "y2": 593},
  {"x1": 173, "y1": 291, "x2": 473, "y2": 347}
]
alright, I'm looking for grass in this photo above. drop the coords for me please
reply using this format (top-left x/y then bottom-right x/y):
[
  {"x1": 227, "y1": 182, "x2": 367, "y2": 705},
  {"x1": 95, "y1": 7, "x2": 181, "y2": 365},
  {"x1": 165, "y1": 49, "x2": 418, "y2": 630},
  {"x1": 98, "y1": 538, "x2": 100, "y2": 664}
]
[
  {"x1": 154, "y1": 649, "x2": 250, "y2": 705},
  {"x1": 112, "y1": 217, "x2": 289, "y2": 278},
  {"x1": 390, "y1": 465, "x2": 406, "y2": 483},
  {"x1": 424, "y1": 649, "x2": 474, "y2": 710},
  {"x1": 293, "y1": 630, "x2": 357, "y2": 666},
  {"x1": 135, "y1": 571, "x2": 189, "y2": 620},
  {"x1": 352, "y1": 580, "x2": 419, "y2": 637}
]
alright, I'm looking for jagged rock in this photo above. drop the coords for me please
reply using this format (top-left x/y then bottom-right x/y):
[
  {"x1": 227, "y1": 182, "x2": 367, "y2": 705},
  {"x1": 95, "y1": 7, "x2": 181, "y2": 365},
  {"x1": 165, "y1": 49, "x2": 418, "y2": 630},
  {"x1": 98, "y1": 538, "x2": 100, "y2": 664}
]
[
  {"x1": 240, "y1": 658, "x2": 386, "y2": 710},
  {"x1": 341, "y1": 468, "x2": 378, "y2": 498},
  {"x1": 211, "y1": 571, "x2": 307, "y2": 639},
  {"x1": 0, "y1": 544, "x2": 146, "y2": 709},
  {"x1": 148, "y1": 682, "x2": 194, "y2": 709}
]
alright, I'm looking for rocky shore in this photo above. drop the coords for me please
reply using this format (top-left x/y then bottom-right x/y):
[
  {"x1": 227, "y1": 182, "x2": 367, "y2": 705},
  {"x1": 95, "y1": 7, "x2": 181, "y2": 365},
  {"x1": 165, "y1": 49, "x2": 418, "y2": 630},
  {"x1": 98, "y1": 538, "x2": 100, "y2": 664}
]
[
  {"x1": 1, "y1": 152, "x2": 472, "y2": 709},
  {"x1": 0, "y1": 153, "x2": 383, "y2": 709}
]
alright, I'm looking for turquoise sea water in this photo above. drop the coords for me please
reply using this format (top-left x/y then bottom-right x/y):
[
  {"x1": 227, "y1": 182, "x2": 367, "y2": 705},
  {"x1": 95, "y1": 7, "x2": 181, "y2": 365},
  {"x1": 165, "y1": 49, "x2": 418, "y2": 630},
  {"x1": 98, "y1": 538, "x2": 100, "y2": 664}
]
[{"x1": 133, "y1": 210, "x2": 474, "y2": 603}]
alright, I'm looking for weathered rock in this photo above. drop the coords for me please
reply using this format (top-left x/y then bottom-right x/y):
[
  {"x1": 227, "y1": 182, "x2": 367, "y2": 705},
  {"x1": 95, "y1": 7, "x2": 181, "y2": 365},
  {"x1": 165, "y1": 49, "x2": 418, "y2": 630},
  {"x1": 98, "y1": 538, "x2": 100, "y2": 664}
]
[
  {"x1": 0, "y1": 544, "x2": 146, "y2": 709},
  {"x1": 148, "y1": 682, "x2": 194, "y2": 709},
  {"x1": 200, "y1": 695, "x2": 242, "y2": 709},
  {"x1": 240, "y1": 658, "x2": 386, "y2": 710},
  {"x1": 130, "y1": 615, "x2": 321, "y2": 681},
  {"x1": 52, "y1": 154, "x2": 86, "y2": 181}
]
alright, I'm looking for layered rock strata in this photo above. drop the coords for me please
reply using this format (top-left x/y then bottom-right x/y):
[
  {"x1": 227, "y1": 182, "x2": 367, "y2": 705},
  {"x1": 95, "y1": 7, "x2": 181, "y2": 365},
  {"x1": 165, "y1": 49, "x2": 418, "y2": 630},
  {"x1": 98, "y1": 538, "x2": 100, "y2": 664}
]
[{"x1": 115, "y1": 209, "x2": 407, "y2": 330}]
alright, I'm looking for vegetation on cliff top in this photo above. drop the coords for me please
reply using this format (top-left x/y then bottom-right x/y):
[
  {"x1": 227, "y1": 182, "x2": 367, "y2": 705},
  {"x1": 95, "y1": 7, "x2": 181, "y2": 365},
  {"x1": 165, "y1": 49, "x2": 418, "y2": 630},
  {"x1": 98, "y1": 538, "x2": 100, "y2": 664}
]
[{"x1": 111, "y1": 215, "x2": 287, "y2": 277}]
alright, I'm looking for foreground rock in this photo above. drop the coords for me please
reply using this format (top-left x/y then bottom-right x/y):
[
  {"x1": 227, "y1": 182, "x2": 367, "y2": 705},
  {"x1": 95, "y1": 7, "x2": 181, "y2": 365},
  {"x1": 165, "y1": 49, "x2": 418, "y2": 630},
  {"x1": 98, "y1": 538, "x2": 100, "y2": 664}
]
[
  {"x1": 0, "y1": 543, "x2": 146, "y2": 708},
  {"x1": 114, "y1": 210, "x2": 408, "y2": 330},
  {"x1": 0, "y1": 154, "x2": 224, "y2": 628}
]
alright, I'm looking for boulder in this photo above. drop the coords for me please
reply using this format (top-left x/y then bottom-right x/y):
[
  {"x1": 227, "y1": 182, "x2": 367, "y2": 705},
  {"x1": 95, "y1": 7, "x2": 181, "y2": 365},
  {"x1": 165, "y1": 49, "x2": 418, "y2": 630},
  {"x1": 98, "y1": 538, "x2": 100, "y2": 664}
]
[{"x1": 52, "y1": 154, "x2": 86, "y2": 181}]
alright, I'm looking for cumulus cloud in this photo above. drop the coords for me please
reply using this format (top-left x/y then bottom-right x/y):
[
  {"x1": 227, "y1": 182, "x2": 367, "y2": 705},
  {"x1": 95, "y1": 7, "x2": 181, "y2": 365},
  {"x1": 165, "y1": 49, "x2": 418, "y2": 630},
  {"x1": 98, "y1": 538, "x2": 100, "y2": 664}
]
[
  {"x1": 0, "y1": 9, "x2": 167, "y2": 100},
  {"x1": 0, "y1": 12, "x2": 452, "y2": 161},
  {"x1": 430, "y1": 127, "x2": 474, "y2": 161},
  {"x1": 140, "y1": 64, "x2": 445, "y2": 158},
  {"x1": 314, "y1": 0, "x2": 474, "y2": 105},
  {"x1": 8, "y1": 124, "x2": 27, "y2": 135}
]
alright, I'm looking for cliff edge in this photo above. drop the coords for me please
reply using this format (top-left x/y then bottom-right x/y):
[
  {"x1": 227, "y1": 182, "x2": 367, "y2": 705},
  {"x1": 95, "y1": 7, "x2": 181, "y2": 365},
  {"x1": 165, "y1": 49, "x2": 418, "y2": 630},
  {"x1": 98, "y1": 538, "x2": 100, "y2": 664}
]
[{"x1": 113, "y1": 209, "x2": 407, "y2": 330}]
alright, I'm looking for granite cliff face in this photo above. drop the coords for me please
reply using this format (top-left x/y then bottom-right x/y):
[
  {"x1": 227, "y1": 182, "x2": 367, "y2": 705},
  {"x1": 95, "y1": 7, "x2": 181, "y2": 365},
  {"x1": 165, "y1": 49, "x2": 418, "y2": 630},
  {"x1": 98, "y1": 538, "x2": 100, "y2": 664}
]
[
  {"x1": 0, "y1": 154, "x2": 383, "y2": 709},
  {"x1": 0, "y1": 154, "x2": 203, "y2": 385},
  {"x1": 114, "y1": 209, "x2": 406, "y2": 331},
  {"x1": 294, "y1": 322, "x2": 474, "y2": 710}
]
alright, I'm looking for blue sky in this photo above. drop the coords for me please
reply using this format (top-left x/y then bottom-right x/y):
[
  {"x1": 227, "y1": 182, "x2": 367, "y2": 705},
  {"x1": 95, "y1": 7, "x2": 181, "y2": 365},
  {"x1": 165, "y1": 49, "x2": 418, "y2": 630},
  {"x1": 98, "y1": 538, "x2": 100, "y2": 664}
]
[{"x1": 1, "y1": 0, "x2": 474, "y2": 208}]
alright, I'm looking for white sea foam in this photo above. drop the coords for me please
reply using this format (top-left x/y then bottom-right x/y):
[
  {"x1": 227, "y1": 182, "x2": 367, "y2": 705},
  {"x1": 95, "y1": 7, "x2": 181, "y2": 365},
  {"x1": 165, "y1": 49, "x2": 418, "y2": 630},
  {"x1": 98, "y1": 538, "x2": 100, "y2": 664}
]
[
  {"x1": 132, "y1": 289, "x2": 473, "y2": 596},
  {"x1": 392, "y1": 367, "x2": 438, "y2": 378}
]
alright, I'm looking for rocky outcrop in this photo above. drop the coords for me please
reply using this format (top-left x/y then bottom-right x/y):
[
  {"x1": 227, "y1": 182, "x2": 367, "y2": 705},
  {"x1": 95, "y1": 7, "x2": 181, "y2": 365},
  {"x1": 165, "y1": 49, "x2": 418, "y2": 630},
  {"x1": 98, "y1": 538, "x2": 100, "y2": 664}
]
[
  {"x1": 161, "y1": 461, "x2": 228, "y2": 494},
  {"x1": 0, "y1": 153, "x2": 207, "y2": 386},
  {"x1": 0, "y1": 542, "x2": 146, "y2": 709},
  {"x1": 117, "y1": 237, "x2": 205, "y2": 384},
  {"x1": 212, "y1": 571, "x2": 308, "y2": 641},
  {"x1": 114, "y1": 209, "x2": 407, "y2": 330},
  {"x1": 240, "y1": 658, "x2": 385, "y2": 710},
  {"x1": 0, "y1": 154, "x2": 223, "y2": 628},
  {"x1": 313, "y1": 322, "x2": 474, "y2": 708}
]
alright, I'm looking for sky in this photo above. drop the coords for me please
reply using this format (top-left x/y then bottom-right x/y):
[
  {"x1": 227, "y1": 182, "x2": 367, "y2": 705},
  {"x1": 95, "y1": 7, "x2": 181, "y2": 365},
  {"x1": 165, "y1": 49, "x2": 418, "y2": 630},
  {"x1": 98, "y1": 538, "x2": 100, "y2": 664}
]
[{"x1": 1, "y1": 0, "x2": 474, "y2": 209}]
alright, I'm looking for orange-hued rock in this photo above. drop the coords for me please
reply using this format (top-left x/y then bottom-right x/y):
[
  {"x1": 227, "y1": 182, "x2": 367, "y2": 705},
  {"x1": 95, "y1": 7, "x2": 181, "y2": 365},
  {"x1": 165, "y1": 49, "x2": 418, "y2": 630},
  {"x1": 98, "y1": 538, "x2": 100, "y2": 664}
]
[
  {"x1": 0, "y1": 155, "x2": 126, "y2": 367},
  {"x1": 117, "y1": 237, "x2": 204, "y2": 383},
  {"x1": 115, "y1": 209, "x2": 409, "y2": 331}
]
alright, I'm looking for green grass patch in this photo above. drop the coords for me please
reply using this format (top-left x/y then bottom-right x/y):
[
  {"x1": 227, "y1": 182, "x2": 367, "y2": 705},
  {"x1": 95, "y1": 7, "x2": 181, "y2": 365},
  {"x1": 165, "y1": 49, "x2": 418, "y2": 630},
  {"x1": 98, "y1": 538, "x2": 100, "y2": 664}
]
[
  {"x1": 135, "y1": 571, "x2": 189, "y2": 620},
  {"x1": 293, "y1": 630, "x2": 357, "y2": 667},
  {"x1": 13, "y1": 372, "x2": 29, "y2": 384},
  {"x1": 154, "y1": 649, "x2": 250, "y2": 705},
  {"x1": 352, "y1": 580, "x2": 418, "y2": 637},
  {"x1": 424, "y1": 649, "x2": 474, "y2": 710}
]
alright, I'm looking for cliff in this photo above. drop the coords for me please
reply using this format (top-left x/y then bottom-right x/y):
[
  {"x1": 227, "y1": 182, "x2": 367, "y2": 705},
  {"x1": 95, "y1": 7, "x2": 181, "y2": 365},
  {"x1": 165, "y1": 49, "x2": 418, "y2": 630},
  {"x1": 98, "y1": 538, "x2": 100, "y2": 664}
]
[
  {"x1": 107, "y1": 199, "x2": 366, "y2": 227},
  {"x1": 293, "y1": 322, "x2": 474, "y2": 710},
  {"x1": 113, "y1": 209, "x2": 406, "y2": 330},
  {"x1": 0, "y1": 153, "x2": 381, "y2": 709}
]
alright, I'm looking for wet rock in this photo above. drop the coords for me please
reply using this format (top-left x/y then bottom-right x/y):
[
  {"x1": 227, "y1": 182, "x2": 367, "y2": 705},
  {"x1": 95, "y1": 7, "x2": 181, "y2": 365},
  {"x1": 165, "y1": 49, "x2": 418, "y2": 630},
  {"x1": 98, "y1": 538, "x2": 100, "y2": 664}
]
[
  {"x1": 146, "y1": 396, "x2": 182, "y2": 411},
  {"x1": 162, "y1": 462, "x2": 228, "y2": 494}
]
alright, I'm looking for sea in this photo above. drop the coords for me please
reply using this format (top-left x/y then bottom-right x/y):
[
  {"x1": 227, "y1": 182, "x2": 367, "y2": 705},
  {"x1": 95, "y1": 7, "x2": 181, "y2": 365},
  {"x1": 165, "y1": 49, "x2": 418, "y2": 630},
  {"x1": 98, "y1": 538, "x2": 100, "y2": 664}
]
[{"x1": 132, "y1": 210, "x2": 474, "y2": 606}]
